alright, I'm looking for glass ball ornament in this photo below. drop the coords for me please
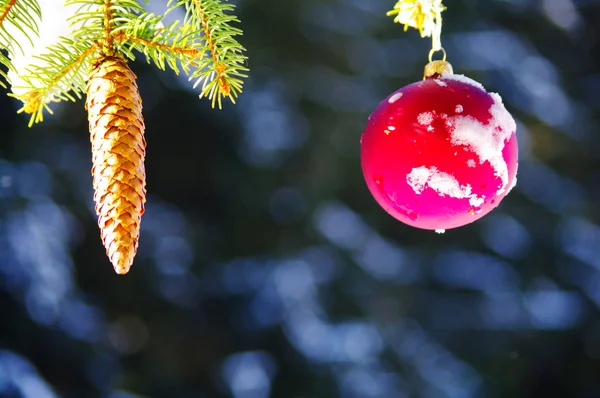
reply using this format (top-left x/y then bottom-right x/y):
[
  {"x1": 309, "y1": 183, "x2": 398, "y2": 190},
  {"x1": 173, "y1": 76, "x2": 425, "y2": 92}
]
[{"x1": 360, "y1": 61, "x2": 518, "y2": 231}]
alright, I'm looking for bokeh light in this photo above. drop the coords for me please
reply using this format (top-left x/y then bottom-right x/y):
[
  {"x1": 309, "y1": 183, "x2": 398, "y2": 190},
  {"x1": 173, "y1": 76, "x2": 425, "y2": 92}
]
[{"x1": 1, "y1": 0, "x2": 600, "y2": 397}]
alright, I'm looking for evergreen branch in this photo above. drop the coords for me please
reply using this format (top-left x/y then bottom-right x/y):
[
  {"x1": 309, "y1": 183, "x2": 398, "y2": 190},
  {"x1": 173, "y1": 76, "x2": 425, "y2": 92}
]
[
  {"x1": 11, "y1": 38, "x2": 97, "y2": 126},
  {"x1": 0, "y1": 0, "x2": 18, "y2": 32},
  {"x1": 0, "y1": 0, "x2": 41, "y2": 88},
  {"x1": 114, "y1": 32, "x2": 197, "y2": 72},
  {"x1": 0, "y1": 0, "x2": 40, "y2": 50},
  {"x1": 103, "y1": 0, "x2": 115, "y2": 51},
  {"x1": 168, "y1": 0, "x2": 247, "y2": 108},
  {"x1": 114, "y1": 7, "x2": 247, "y2": 108},
  {"x1": 2, "y1": 0, "x2": 248, "y2": 123},
  {"x1": 112, "y1": 11, "x2": 202, "y2": 74},
  {"x1": 66, "y1": 0, "x2": 146, "y2": 43},
  {"x1": 11, "y1": 0, "x2": 148, "y2": 125}
]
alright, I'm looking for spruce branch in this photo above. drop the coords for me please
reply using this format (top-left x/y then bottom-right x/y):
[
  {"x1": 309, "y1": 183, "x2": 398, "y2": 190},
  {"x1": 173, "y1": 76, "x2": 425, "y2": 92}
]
[
  {"x1": 12, "y1": 0, "x2": 145, "y2": 124},
  {"x1": 112, "y1": 11, "x2": 203, "y2": 74},
  {"x1": 0, "y1": 0, "x2": 41, "y2": 88},
  {"x1": 13, "y1": 38, "x2": 96, "y2": 125},
  {"x1": 168, "y1": 0, "x2": 248, "y2": 108},
  {"x1": 6, "y1": 0, "x2": 248, "y2": 123}
]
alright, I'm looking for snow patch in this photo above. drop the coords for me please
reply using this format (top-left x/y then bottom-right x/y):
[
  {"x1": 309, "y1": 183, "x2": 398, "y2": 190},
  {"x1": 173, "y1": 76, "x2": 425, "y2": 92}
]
[
  {"x1": 388, "y1": 92, "x2": 403, "y2": 104},
  {"x1": 508, "y1": 176, "x2": 517, "y2": 193},
  {"x1": 417, "y1": 112, "x2": 433, "y2": 126},
  {"x1": 434, "y1": 79, "x2": 447, "y2": 87},
  {"x1": 447, "y1": 92, "x2": 516, "y2": 195},
  {"x1": 467, "y1": 159, "x2": 476, "y2": 168},
  {"x1": 469, "y1": 195, "x2": 485, "y2": 207},
  {"x1": 455, "y1": 104, "x2": 463, "y2": 113},
  {"x1": 441, "y1": 73, "x2": 485, "y2": 91},
  {"x1": 406, "y1": 166, "x2": 485, "y2": 208}
]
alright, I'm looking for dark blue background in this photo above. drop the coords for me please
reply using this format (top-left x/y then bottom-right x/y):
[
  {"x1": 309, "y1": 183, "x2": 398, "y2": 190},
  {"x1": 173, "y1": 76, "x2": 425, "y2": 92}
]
[{"x1": 1, "y1": 0, "x2": 600, "y2": 397}]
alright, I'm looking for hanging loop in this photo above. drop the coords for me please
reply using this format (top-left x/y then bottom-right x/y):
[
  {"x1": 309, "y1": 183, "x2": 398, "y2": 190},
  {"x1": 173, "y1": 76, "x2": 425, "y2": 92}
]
[{"x1": 428, "y1": 47, "x2": 446, "y2": 63}]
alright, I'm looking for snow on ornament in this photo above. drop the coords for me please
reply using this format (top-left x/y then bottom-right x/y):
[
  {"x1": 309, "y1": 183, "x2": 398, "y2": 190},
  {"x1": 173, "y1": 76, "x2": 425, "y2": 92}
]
[{"x1": 360, "y1": 60, "x2": 518, "y2": 231}]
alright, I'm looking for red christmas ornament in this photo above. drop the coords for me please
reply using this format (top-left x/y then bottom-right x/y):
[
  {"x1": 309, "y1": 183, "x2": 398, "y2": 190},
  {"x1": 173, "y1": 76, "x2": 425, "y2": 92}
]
[{"x1": 360, "y1": 61, "x2": 518, "y2": 231}]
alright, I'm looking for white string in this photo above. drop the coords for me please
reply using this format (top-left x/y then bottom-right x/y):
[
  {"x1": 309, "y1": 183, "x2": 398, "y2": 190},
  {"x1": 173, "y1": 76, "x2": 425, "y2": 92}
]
[{"x1": 431, "y1": 9, "x2": 443, "y2": 52}]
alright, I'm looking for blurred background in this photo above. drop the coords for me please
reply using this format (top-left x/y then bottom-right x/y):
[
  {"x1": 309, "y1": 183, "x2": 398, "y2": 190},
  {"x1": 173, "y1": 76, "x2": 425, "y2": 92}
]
[{"x1": 1, "y1": 0, "x2": 600, "y2": 397}]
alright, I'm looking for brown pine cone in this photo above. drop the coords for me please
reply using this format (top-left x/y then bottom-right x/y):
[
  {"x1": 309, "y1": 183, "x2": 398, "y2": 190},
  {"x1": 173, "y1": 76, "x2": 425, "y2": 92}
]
[{"x1": 86, "y1": 56, "x2": 146, "y2": 274}]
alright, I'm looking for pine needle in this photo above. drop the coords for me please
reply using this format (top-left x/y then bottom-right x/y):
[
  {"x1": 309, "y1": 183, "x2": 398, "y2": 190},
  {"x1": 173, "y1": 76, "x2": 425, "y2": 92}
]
[{"x1": 0, "y1": 0, "x2": 41, "y2": 88}]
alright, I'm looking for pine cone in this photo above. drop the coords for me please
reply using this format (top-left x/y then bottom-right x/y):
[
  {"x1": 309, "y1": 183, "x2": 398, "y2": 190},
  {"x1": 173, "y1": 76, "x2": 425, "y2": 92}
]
[{"x1": 86, "y1": 56, "x2": 146, "y2": 274}]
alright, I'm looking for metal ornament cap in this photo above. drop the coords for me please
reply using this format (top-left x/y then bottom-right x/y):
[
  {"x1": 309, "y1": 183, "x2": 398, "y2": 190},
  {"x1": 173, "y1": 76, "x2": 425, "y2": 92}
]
[{"x1": 424, "y1": 59, "x2": 454, "y2": 79}]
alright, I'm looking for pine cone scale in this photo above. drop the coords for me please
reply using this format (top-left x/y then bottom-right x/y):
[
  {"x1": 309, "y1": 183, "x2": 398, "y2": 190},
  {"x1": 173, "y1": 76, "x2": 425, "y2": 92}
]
[
  {"x1": 87, "y1": 56, "x2": 146, "y2": 274},
  {"x1": 92, "y1": 169, "x2": 145, "y2": 196}
]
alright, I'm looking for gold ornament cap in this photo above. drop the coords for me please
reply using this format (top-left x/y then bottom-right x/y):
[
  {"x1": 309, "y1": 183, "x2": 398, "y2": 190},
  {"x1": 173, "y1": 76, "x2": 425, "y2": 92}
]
[{"x1": 423, "y1": 60, "x2": 453, "y2": 79}]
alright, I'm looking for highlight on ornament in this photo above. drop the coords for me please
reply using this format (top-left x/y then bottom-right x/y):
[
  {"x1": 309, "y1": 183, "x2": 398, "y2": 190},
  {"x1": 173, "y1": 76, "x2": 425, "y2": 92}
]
[{"x1": 360, "y1": 0, "x2": 518, "y2": 231}]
